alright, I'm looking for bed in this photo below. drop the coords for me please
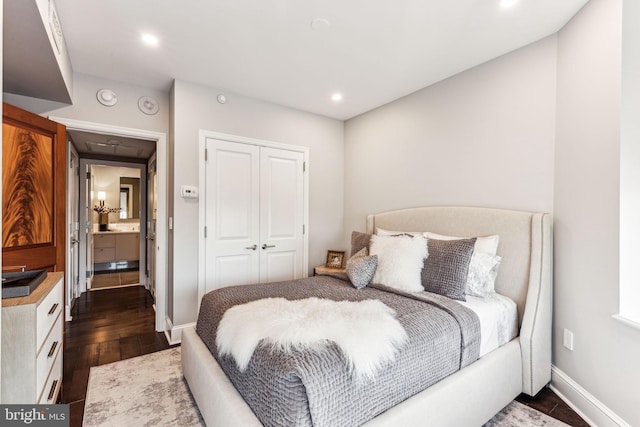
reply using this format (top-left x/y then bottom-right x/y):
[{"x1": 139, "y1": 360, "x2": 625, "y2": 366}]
[{"x1": 182, "y1": 206, "x2": 552, "y2": 426}]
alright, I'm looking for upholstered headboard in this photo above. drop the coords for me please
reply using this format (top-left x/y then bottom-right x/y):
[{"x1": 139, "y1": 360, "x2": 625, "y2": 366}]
[{"x1": 366, "y1": 206, "x2": 552, "y2": 394}]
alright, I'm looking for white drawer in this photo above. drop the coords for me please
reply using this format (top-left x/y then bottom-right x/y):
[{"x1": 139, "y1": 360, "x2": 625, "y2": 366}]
[
  {"x1": 36, "y1": 313, "x2": 62, "y2": 396},
  {"x1": 94, "y1": 247, "x2": 116, "y2": 262},
  {"x1": 36, "y1": 279, "x2": 63, "y2": 349},
  {"x1": 94, "y1": 234, "x2": 116, "y2": 248},
  {"x1": 38, "y1": 349, "x2": 62, "y2": 404}
]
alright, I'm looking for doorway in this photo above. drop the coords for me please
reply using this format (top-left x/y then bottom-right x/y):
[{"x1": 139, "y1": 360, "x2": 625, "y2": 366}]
[
  {"x1": 84, "y1": 162, "x2": 146, "y2": 291},
  {"x1": 54, "y1": 116, "x2": 167, "y2": 333}
]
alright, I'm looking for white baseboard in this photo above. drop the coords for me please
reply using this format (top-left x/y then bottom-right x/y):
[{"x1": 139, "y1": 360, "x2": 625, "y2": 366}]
[
  {"x1": 551, "y1": 365, "x2": 631, "y2": 427},
  {"x1": 164, "y1": 317, "x2": 196, "y2": 345}
]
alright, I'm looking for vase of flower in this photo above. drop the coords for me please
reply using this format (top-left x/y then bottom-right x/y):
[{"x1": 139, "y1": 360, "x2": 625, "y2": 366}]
[
  {"x1": 93, "y1": 202, "x2": 121, "y2": 232},
  {"x1": 98, "y1": 213, "x2": 109, "y2": 231}
]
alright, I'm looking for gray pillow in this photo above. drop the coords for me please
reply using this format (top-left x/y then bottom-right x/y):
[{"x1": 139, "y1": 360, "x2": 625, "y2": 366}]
[
  {"x1": 350, "y1": 231, "x2": 372, "y2": 257},
  {"x1": 422, "y1": 237, "x2": 476, "y2": 301},
  {"x1": 346, "y1": 248, "x2": 378, "y2": 289}
]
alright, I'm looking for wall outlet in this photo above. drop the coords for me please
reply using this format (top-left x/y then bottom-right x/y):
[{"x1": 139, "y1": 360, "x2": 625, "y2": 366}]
[
  {"x1": 563, "y1": 328, "x2": 574, "y2": 351},
  {"x1": 181, "y1": 185, "x2": 199, "y2": 199}
]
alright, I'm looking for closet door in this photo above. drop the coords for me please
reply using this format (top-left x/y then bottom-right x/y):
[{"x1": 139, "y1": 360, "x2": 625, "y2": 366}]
[
  {"x1": 259, "y1": 147, "x2": 304, "y2": 283},
  {"x1": 204, "y1": 138, "x2": 305, "y2": 292},
  {"x1": 205, "y1": 139, "x2": 260, "y2": 292}
]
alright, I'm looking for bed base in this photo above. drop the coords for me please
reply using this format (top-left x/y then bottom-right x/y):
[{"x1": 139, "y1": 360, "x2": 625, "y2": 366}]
[{"x1": 183, "y1": 327, "x2": 523, "y2": 426}]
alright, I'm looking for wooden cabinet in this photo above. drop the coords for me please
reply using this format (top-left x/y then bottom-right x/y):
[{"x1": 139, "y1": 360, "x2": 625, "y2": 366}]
[
  {"x1": 115, "y1": 233, "x2": 140, "y2": 261},
  {"x1": 93, "y1": 232, "x2": 139, "y2": 263},
  {"x1": 2, "y1": 272, "x2": 64, "y2": 403},
  {"x1": 93, "y1": 234, "x2": 116, "y2": 263}
]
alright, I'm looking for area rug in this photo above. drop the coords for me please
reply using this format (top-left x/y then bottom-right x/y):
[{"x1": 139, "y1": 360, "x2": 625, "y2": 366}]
[
  {"x1": 83, "y1": 347, "x2": 203, "y2": 427},
  {"x1": 84, "y1": 347, "x2": 569, "y2": 427}
]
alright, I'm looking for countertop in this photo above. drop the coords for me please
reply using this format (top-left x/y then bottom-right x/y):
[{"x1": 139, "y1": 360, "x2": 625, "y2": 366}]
[
  {"x1": 92, "y1": 230, "x2": 140, "y2": 235},
  {"x1": 2, "y1": 271, "x2": 63, "y2": 308}
]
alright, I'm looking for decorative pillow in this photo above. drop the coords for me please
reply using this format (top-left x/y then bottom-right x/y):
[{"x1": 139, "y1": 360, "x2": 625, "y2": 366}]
[
  {"x1": 466, "y1": 252, "x2": 502, "y2": 297},
  {"x1": 422, "y1": 238, "x2": 476, "y2": 301},
  {"x1": 346, "y1": 248, "x2": 378, "y2": 289},
  {"x1": 350, "y1": 231, "x2": 373, "y2": 257},
  {"x1": 369, "y1": 234, "x2": 428, "y2": 292},
  {"x1": 423, "y1": 231, "x2": 499, "y2": 255}
]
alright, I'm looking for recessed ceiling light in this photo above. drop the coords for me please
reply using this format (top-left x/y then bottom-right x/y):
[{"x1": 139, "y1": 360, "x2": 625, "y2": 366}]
[
  {"x1": 141, "y1": 33, "x2": 159, "y2": 46},
  {"x1": 331, "y1": 93, "x2": 343, "y2": 102},
  {"x1": 500, "y1": 0, "x2": 519, "y2": 8}
]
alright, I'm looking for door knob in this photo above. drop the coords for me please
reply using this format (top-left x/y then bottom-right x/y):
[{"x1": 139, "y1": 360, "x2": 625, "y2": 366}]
[
  {"x1": 245, "y1": 244, "x2": 257, "y2": 250},
  {"x1": 261, "y1": 244, "x2": 275, "y2": 250}
]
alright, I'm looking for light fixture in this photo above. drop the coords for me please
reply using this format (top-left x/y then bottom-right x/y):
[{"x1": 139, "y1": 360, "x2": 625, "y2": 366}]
[
  {"x1": 96, "y1": 89, "x2": 117, "y2": 106},
  {"x1": 331, "y1": 93, "x2": 343, "y2": 102},
  {"x1": 138, "y1": 96, "x2": 159, "y2": 115},
  {"x1": 500, "y1": 0, "x2": 519, "y2": 8},
  {"x1": 217, "y1": 94, "x2": 227, "y2": 104},
  {"x1": 141, "y1": 33, "x2": 159, "y2": 46}
]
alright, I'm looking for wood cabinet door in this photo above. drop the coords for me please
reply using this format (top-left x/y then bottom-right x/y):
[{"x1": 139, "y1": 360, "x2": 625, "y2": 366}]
[{"x1": 2, "y1": 103, "x2": 66, "y2": 272}]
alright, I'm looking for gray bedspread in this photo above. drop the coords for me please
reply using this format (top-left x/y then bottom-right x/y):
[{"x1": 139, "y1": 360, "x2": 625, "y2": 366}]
[{"x1": 195, "y1": 275, "x2": 480, "y2": 427}]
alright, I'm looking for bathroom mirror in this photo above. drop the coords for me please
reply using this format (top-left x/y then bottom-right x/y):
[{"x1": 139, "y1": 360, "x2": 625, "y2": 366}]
[{"x1": 119, "y1": 177, "x2": 140, "y2": 219}]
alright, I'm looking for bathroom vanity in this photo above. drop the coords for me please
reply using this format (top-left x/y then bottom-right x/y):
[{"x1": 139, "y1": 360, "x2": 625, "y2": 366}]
[{"x1": 93, "y1": 230, "x2": 140, "y2": 273}]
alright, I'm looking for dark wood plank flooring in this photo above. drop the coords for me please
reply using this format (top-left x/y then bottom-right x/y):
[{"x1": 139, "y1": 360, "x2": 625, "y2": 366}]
[
  {"x1": 62, "y1": 286, "x2": 172, "y2": 427},
  {"x1": 62, "y1": 286, "x2": 589, "y2": 427},
  {"x1": 517, "y1": 387, "x2": 590, "y2": 426}
]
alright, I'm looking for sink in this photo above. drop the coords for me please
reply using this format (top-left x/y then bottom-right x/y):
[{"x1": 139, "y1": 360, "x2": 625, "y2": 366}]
[{"x1": 2, "y1": 270, "x2": 47, "y2": 299}]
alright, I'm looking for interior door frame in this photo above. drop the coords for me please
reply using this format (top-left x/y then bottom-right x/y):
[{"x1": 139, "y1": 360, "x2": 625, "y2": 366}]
[
  {"x1": 79, "y1": 159, "x2": 148, "y2": 290},
  {"x1": 65, "y1": 142, "x2": 80, "y2": 320},
  {"x1": 197, "y1": 130, "x2": 309, "y2": 303},
  {"x1": 50, "y1": 116, "x2": 167, "y2": 333}
]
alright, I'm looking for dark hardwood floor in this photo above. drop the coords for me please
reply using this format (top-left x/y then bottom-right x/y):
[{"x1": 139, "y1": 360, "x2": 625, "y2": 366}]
[
  {"x1": 62, "y1": 286, "x2": 589, "y2": 427},
  {"x1": 517, "y1": 387, "x2": 590, "y2": 426},
  {"x1": 62, "y1": 286, "x2": 172, "y2": 427}
]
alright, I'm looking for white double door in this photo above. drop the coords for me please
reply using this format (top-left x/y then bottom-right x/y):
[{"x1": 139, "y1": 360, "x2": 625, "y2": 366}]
[{"x1": 204, "y1": 138, "x2": 305, "y2": 292}]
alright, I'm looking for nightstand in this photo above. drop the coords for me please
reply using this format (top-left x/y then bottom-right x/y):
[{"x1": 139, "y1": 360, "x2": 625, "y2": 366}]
[{"x1": 314, "y1": 265, "x2": 346, "y2": 276}]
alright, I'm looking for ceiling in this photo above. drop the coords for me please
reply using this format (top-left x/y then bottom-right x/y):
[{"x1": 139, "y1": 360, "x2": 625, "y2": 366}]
[
  {"x1": 48, "y1": 1, "x2": 589, "y2": 120},
  {"x1": 69, "y1": 130, "x2": 156, "y2": 160}
]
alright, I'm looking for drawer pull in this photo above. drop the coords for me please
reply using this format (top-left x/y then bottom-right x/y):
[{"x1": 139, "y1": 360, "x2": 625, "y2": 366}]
[
  {"x1": 47, "y1": 341, "x2": 58, "y2": 358},
  {"x1": 47, "y1": 379, "x2": 58, "y2": 401},
  {"x1": 48, "y1": 303, "x2": 59, "y2": 315}
]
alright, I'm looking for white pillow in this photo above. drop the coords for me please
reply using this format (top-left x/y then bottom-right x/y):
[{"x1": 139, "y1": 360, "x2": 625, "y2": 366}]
[
  {"x1": 466, "y1": 252, "x2": 502, "y2": 297},
  {"x1": 423, "y1": 231, "x2": 499, "y2": 255},
  {"x1": 369, "y1": 234, "x2": 428, "y2": 292}
]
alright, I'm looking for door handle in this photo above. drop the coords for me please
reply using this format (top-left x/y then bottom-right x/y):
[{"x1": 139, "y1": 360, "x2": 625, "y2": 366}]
[
  {"x1": 245, "y1": 244, "x2": 257, "y2": 250},
  {"x1": 261, "y1": 244, "x2": 275, "y2": 250},
  {"x1": 71, "y1": 238, "x2": 80, "y2": 244}
]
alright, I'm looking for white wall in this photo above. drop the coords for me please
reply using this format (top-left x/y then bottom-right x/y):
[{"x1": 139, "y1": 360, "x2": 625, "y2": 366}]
[
  {"x1": 170, "y1": 80, "x2": 344, "y2": 328},
  {"x1": 554, "y1": 1, "x2": 639, "y2": 426},
  {"x1": 345, "y1": 0, "x2": 638, "y2": 425},
  {"x1": 3, "y1": 73, "x2": 170, "y2": 136},
  {"x1": 344, "y1": 36, "x2": 558, "y2": 241},
  {"x1": 619, "y1": 0, "x2": 640, "y2": 324}
]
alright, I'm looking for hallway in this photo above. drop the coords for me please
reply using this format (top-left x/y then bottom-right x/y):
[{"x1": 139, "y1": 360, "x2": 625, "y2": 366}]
[{"x1": 62, "y1": 286, "x2": 171, "y2": 426}]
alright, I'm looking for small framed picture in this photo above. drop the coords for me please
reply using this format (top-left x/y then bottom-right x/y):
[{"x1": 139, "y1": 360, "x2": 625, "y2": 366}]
[{"x1": 326, "y1": 250, "x2": 345, "y2": 269}]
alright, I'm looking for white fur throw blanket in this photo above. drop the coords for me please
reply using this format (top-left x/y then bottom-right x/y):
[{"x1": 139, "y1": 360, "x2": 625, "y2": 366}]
[{"x1": 216, "y1": 297, "x2": 408, "y2": 379}]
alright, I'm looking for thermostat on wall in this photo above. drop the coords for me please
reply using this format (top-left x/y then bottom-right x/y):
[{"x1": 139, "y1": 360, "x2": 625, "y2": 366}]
[{"x1": 181, "y1": 185, "x2": 199, "y2": 199}]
